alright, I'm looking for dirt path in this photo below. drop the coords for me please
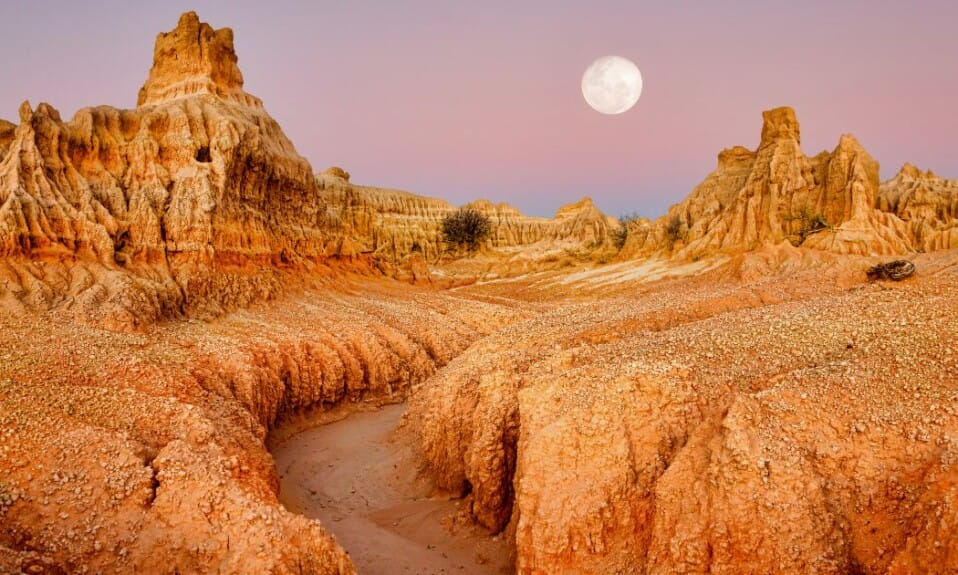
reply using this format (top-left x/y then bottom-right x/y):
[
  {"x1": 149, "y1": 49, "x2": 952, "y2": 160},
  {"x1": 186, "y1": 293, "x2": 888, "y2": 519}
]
[{"x1": 271, "y1": 404, "x2": 511, "y2": 575}]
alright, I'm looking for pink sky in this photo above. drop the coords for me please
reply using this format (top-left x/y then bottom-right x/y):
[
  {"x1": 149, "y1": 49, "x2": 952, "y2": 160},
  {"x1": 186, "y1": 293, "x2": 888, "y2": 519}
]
[{"x1": 2, "y1": 1, "x2": 956, "y2": 218}]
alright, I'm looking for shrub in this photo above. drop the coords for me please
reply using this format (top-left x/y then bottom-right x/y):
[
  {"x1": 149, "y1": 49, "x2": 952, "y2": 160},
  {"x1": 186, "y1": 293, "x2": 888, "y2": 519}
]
[
  {"x1": 665, "y1": 215, "x2": 685, "y2": 248},
  {"x1": 441, "y1": 207, "x2": 492, "y2": 252},
  {"x1": 788, "y1": 206, "x2": 833, "y2": 246},
  {"x1": 613, "y1": 212, "x2": 642, "y2": 250}
]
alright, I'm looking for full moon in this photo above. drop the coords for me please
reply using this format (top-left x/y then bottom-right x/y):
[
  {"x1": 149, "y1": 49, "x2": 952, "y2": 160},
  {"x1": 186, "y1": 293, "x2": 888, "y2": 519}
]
[{"x1": 581, "y1": 56, "x2": 643, "y2": 115}]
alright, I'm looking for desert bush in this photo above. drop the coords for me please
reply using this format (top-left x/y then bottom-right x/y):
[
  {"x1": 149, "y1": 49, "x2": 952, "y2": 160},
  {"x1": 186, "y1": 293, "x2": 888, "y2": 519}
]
[
  {"x1": 441, "y1": 207, "x2": 492, "y2": 252},
  {"x1": 613, "y1": 212, "x2": 642, "y2": 250},
  {"x1": 788, "y1": 206, "x2": 832, "y2": 246},
  {"x1": 665, "y1": 215, "x2": 686, "y2": 248}
]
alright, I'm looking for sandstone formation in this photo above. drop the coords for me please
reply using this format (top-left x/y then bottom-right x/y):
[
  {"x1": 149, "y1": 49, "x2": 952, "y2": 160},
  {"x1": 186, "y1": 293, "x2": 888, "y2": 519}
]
[
  {"x1": 0, "y1": 13, "x2": 566, "y2": 573},
  {"x1": 411, "y1": 250, "x2": 958, "y2": 574},
  {"x1": 622, "y1": 107, "x2": 916, "y2": 259},
  {"x1": 0, "y1": 12, "x2": 335, "y2": 329},
  {"x1": 0, "y1": 10, "x2": 618, "y2": 332},
  {"x1": 316, "y1": 171, "x2": 619, "y2": 265},
  {"x1": 4, "y1": 9, "x2": 958, "y2": 575},
  {"x1": 138, "y1": 12, "x2": 253, "y2": 108},
  {"x1": 321, "y1": 166, "x2": 351, "y2": 182},
  {"x1": 0, "y1": 119, "x2": 15, "y2": 157},
  {"x1": 879, "y1": 163, "x2": 958, "y2": 252}
]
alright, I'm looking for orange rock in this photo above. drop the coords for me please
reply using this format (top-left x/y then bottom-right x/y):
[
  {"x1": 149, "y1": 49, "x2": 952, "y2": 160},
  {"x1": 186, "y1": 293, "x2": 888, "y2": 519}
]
[
  {"x1": 0, "y1": 9, "x2": 622, "y2": 330},
  {"x1": 410, "y1": 250, "x2": 958, "y2": 574},
  {"x1": 4, "y1": 11, "x2": 958, "y2": 575},
  {"x1": 321, "y1": 166, "x2": 351, "y2": 182},
  {"x1": 0, "y1": 13, "x2": 324, "y2": 328},
  {"x1": 879, "y1": 164, "x2": 958, "y2": 251},
  {"x1": 137, "y1": 11, "x2": 251, "y2": 108},
  {"x1": 316, "y1": 173, "x2": 619, "y2": 265},
  {"x1": 623, "y1": 107, "x2": 916, "y2": 259}
]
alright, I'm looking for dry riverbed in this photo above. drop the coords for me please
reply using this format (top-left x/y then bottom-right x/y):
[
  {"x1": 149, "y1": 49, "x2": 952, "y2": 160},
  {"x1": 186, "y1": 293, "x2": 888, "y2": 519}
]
[{"x1": 271, "y1": 404, "x2": 511, "y2": 575}]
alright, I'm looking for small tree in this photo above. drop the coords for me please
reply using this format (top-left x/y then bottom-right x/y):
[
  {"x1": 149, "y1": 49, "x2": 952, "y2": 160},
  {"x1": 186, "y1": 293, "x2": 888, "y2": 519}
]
[
  {"x1": 664, "y1": 215, "x2": 685, "y2": 248},
  {"x1": 441, "y1": 207, "x2": 492, "y2": 252},
  {"x1": 613, "y1": 212, "x2": 642, "y2": 250}
]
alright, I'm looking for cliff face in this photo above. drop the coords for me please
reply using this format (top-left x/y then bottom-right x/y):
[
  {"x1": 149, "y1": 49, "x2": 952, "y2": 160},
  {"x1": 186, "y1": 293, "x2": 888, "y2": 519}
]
[
  {"x1": 623, "y1": 107, "x2": 915, "y2": 259},
  {"x1": 0, "y1": 12, "x2": 331, "y2": 329},
  {"x1": 316, "y1": 171, "x2": 619, "y2": 264},
  {"x1": 879, "y1": 164, "x2": 958, "y2": 252}
]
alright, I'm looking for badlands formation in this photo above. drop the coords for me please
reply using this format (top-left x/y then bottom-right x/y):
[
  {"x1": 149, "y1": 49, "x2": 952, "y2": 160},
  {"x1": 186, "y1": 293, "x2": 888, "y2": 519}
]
[{"x1": 1, "y1": 11, "x2": 957, "y2": 575}]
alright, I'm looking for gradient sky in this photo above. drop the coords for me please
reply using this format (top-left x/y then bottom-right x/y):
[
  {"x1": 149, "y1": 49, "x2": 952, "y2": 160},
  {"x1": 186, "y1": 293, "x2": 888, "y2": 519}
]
[{"x1": 2, "y1": 1, "x2": 956, "y2": 218}]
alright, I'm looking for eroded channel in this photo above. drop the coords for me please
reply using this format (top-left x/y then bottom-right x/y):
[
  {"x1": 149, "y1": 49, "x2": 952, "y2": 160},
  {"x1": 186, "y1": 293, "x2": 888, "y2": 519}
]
[{"x1": 271, "y1": 404, "x2": 510, "y2": 574}]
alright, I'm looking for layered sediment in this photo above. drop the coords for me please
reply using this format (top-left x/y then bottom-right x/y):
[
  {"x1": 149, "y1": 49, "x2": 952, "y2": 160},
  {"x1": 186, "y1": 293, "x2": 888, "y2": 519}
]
[
  {"x1": 316, "y1": 170, "x2": 618, "y2": 264},
  {"x1": 0, "y1": 12, "x2": 333, "y2": 330},
  {"x1": 622, "y1": 107, "x2": 922, "y2": 259},
  {"x1": 0, "y1": 279, "x2": 529, "y2": 574},
  {"x1": 879, "y1": 163, "x2": 958, "y2": 252}
]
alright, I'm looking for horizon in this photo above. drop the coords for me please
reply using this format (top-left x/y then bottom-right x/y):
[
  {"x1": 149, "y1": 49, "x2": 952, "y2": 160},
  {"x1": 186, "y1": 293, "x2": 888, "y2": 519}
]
[{"x1": 2, "y1": 1, "x2": 956, "y2": 219}]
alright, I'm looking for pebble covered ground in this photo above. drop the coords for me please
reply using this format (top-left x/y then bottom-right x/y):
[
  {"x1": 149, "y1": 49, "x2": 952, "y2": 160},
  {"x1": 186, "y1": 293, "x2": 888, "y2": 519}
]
[
  {"x1": 0, "y1": 276, "x2": 528, "y2": 574},
  {"x1": 411, "y1": 248, "x2": 958, "y2": 574},
  {"x1": 2, "y1": 249, "x2": 958, "y2": 574}
]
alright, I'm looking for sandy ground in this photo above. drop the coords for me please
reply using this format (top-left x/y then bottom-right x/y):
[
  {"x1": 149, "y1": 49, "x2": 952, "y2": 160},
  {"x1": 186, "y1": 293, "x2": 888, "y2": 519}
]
[{"x1": 271, "y1": 404, "x2": 511, "y2": 575}]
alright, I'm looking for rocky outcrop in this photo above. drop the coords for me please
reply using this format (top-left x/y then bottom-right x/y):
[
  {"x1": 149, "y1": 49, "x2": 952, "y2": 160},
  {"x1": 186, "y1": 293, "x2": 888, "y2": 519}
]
[
  {"x1": 0, "y1": 18, "x2": 557, "y2": 574},
  {"x1": 7, "y1": 9, "x2": 958, "y2": 575},
  {"x1": 0, "y1": 12, "x2": 337, "y2": 329},
  {"x1": 317, "y1": 172, "x2": 619, "y2": 264},
  {"x1": 879, "y1": 164, "x2": 958, "y2": 252},
  {"x1": 622, "y1": 107, "x2": 916, "y2": 259},
  {"x1": 137, "y1": 12, "x2": 254, "y2": 108},
  {"x1": 317, "y1": 174, "x2": 454, "y2": 262},
  {"x1": 411, "y1": 252, "x2": 958, "y2": 573},
  {"x1": 321, "y1": 166, "x2": 351, "y2": 182},
  {"x1": 0, "y1": 7, "x2": 621, "y2": 329},
  {"x1": 0, "y1": 119, "x2": 15, "y2": 159}
]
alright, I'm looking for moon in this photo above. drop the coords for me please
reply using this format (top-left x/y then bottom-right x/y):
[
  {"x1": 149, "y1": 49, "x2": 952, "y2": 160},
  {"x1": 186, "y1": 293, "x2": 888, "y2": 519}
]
[{"x1": 581, "y1": 56, "x2": 643, "y2": 115}]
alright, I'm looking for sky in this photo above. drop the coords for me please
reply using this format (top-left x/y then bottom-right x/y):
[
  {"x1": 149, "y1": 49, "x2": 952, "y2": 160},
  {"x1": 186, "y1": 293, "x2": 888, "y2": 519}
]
[{"x1": 1, "y1": 1, "x2": 956, "y2": 218}]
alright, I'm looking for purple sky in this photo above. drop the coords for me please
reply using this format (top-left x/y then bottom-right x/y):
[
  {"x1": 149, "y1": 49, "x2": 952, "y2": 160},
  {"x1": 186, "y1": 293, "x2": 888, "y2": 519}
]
[{"x1": 2, "y1": 1, "x2": 956, "y2": 218}]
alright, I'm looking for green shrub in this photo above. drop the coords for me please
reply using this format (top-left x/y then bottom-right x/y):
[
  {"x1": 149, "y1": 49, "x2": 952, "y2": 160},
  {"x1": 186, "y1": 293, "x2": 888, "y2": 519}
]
[{"x1": 441, "y1": 208, "x2": 492, "y2": 252}]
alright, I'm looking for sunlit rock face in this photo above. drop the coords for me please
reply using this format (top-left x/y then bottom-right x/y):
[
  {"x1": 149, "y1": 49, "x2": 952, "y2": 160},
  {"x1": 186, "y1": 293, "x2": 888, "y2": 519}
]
[
  {"x1": 622, "y1": 107, "x2": 919, "y2": 259},
  {"x1": 0, "y1": 9, "x2": 621, "y2": 329},
  {"x1": 878, "y1": 163, "x2": 958, "y2": 252},
  {"x1": 410, "y1": 243, "x2": 958, "y2": 575},
  {"x1": 137, "y1": 12, "x2": 252, "y2": 107},
  {"x1": 0, "y1": 12, "x2": 331, "y2": 328}
]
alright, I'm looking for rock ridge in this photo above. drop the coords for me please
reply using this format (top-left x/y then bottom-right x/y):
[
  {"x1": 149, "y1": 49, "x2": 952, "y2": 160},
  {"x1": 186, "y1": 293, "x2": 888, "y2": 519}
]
[
  {"x1": 622, "y1": 106, "x2": 923, "y2": 259},
  {"x1": 316, "y1": 172, "x2": 619, "y2": 264},
  {"x1": 878, "y1": 163, "x2": 958, "y2": 252}
]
